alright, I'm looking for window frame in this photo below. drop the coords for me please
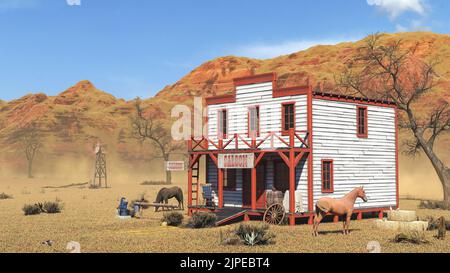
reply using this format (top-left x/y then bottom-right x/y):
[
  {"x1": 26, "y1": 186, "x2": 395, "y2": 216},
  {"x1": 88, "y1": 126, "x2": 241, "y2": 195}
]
[
  {"x1": 321, "y1": 159, "x2": 334, "y2": 193},
  {"x1": 356, "y1": 106, "x2": 368, "y2": 138},
  {"x1": 247, "y1": 105, "x2": 260, "y2": 138},
  {"x1": 217, "y1": 108, "x2": 228, "y2": 139},
  {"x1": 281, "y1": 102, "x2": 296, "y2": 136}
]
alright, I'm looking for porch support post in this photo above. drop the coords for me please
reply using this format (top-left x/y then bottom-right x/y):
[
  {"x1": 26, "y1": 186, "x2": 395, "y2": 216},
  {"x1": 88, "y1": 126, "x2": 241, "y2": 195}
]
[
  {"x1": 251, "y1": 167, "x2": 257, "y2": 211},
  {"x1": 218, "y1": 167, "x2": 224, "y2": 209},
  {"x1": 187, "y1": 155, "x2": 193, "y2": 216},
  {"x1": 289, "y1": 139, "x2": 296, "y2": 226}
]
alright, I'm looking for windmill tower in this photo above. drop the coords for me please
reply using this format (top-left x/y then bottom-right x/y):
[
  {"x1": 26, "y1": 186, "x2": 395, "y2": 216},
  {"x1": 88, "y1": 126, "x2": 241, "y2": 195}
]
[{"x1": 92, "y1": 142, "x2": 107, "y2": 188}]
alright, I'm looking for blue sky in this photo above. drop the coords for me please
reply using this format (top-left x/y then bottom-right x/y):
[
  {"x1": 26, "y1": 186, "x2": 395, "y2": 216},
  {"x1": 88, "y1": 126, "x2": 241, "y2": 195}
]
[{"x1": 0, "y1": 0, "x2": 449, "y2": 101}]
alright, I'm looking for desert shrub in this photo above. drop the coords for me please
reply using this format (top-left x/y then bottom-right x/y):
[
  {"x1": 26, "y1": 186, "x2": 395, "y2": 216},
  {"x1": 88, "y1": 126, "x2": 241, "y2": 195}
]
[
  {"x1": 419, "y1": 200, "x2": 450, "y2": 210},
  {"x1": 23, "y1": 204, "x2": 42, "y2": 216},
  {"x1": 89, "y1": 184, "x2": 100, "y2": 189},
  {"x1": 189, "y1": 212, "x2": 217, "y2": 228},
  {"x1": 393, "y1": 231, "x2": 428, "y2": 244},
  {"x1": 0, "y1": 192, "x2": 12, "y2": 200},
  {"x1": 219, "y1": 229, "x2": 241, "y2": 246},
  {"x1": 235, "y1": 223, "x2": 275, "y2": 246},
  {"x1": 162, "y1": 212, "x2": 184, "y2": 226},
  {"x1": 43, "y1": 201, "x2": 63, "y2": 214}
]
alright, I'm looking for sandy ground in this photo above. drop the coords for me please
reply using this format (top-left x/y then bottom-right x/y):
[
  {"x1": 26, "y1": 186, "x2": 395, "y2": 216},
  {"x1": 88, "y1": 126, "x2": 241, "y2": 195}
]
[{"x1": 0, "y1": 177, "x2": 449, "y2": 253}]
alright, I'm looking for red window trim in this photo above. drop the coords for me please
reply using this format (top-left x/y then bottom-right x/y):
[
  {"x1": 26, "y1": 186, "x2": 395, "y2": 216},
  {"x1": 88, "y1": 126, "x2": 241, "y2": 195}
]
[
  {"x1": 356, "y1": 106, "x2": 368, "y2": 138},
  {"x1": 247, "y1": 105, "x2": 260, "y2": 138},
  {"x1": 321, "y1": 159, "x2": 334, "y2": 193},
  {"x1": 281, "y1": 102, "x2": 296, "y2": 136},
  {"x1": 217, "y1": 108, "x2": 228, "y2": 139},
  {"x1": 223, "y1": 169, "x2": 237, "y2": 191}
]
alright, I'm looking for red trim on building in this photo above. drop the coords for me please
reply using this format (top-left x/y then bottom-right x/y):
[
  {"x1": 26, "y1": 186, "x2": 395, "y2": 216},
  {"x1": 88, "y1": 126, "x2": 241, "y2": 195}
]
[
  {"x1": 321, "y1": 159, "x2": 334, "y2": 193},
  {"x1": 233, "y1": 72, "x2": 276, "y2": 87},
  {"x1": 281, "y1": 102, "x2": 296, "y2": 136},
  {"x1": 356, "y1": 106, "x2": 368, "y2": 138},
  {"x1": 313, "y1": 92, "x2": 395, "y2": 108},
  {"x1": 273, "y1": 86, "x2": 310, "y2": 98},
  {"x1": 206, "y1": 94, "x2": 236, "y2": 105}
]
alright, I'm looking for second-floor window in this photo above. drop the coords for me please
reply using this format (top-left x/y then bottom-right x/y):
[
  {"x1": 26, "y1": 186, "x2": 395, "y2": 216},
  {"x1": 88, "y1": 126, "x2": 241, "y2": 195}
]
[
  {"x1": 248, "y1": 106, "x2": 260, "y2": 138},
  {"x1": 357, "y1": 106, "x2": 368, "y2": 138},
  {"x1": 282, "y1": 102, "x2": 295, "y2": 135},
  {"x1": 218, "y1": 109, "x2": 228, "y2": 139}
]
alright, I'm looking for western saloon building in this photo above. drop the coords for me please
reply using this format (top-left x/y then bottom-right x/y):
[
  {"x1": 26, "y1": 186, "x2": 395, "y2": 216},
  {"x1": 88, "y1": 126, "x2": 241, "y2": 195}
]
[{"x1": 187, "y1": 73, "x2": 398, "y2": 226}]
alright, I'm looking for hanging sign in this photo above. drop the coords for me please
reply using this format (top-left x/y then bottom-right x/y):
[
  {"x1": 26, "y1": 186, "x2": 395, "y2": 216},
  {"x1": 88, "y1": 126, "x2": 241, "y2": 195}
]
[
  {"x1": 166, "y1": 161, "x2": 185, "y2": 171},
  {"x1": 218, "y1": 153, "x2": 255, "y2": 169}
]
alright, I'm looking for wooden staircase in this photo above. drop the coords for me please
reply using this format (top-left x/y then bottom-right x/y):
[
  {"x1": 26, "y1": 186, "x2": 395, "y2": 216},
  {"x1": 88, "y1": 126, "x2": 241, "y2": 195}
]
[{"x1": 191, "y1": 160, "x2": 200, "y2": 206}]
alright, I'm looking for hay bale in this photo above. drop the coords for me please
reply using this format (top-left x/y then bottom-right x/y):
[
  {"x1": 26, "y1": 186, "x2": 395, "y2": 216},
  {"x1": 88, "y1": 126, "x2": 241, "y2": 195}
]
[
  {"x1": 374, "y1": 219, "x2": 428, "y2": 232},
  {"x1": 387, "y1": 210, "x2": 417, "y2": 222},
  {"x1": 398, "y1": 221, "x2": 428, "y2": 232},
  {"x1": 374, "y1": 219, "x2": 400, "y2": 231}
]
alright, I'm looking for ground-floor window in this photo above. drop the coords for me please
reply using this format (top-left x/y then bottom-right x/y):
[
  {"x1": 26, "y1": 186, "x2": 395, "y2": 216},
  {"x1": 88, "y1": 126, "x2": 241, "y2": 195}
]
[{"x1": 321, "y1": 159, "x2": 334, "y2": 193}]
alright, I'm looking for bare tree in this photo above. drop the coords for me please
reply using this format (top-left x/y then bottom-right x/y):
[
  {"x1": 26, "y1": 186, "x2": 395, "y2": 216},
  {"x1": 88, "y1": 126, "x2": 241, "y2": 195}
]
[
  {"x1": 131, "y1": 98, "x2": 184, "y2": 184},
  {"x1": 8, "y1": 124, "x2": 42, "y2": 178},
  {"x1": 339, "y1": 33, "x2": 450, "y2": 203}
]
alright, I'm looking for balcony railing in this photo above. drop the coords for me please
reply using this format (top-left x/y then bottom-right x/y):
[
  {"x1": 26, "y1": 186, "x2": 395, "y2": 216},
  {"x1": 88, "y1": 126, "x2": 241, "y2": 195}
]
[{"x1": 188, "y1": 129, "x2": 309, "y2": 152}]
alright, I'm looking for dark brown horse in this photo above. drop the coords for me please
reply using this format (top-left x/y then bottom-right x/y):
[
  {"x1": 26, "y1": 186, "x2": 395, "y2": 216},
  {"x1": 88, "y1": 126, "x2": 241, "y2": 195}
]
[{"x1": 154, "y1": 187, "x2": 184, "y2": 211}]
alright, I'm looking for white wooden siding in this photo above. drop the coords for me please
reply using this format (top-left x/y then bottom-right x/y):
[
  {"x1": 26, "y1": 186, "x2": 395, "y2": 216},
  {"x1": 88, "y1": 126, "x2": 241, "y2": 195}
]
[
  {"x1": 312, "y1": 99, "x2": 397, "y2": 210},
  {"x1": 207, "y1": 82, "x2": 308, "y2": 150}
]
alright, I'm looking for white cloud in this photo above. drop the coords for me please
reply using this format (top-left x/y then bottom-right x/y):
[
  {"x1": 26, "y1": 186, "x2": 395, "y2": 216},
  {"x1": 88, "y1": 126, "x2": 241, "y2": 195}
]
[
  {"x1": 367, "y1": 0, "x2": 426, "y2": 19},
  {"x1": 233, "y1": 37, "x2": 360, "y2": 59},
  {"x1": 0, "y1": 0, "x2": 39, "y2": 10}
]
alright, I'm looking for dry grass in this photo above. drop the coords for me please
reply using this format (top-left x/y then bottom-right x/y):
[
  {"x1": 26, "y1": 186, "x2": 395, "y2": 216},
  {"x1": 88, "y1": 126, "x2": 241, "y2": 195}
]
[{"x1": 1, "y1": 177, "x2": 450, "y2": 253}]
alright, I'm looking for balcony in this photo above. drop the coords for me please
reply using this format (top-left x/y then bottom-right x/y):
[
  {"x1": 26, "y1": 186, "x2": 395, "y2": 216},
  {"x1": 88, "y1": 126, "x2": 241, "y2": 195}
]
[{"x1": 188, "y1": 129, "x2": 310, "y2": 153}]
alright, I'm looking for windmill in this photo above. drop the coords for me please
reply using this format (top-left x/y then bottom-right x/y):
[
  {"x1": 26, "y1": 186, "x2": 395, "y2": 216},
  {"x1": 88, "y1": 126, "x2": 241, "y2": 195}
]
[{"x1": 92, "y1": 142, "x2": 107, "y2": 188}]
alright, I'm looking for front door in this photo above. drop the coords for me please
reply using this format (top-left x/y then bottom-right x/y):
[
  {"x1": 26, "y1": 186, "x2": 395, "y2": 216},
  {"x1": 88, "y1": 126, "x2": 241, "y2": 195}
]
[
  {"x1": 274, "y1": 160, "x2": 290, "y2": 192},
  {"x1": 242, "y1": 162, "x2": 266, "y2": 209}
]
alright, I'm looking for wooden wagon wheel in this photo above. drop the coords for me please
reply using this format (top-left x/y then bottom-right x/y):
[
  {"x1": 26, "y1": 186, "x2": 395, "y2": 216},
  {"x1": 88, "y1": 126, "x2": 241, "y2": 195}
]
[{"x1": 263, "y1": 203, "x2": 285, "y2": 225}]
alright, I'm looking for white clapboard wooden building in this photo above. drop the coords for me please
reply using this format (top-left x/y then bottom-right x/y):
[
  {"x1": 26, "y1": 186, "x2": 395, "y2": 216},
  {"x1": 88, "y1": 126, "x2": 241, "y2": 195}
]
[{"x1": 187, "y1": 73, "x2": 398, "y2": 226}]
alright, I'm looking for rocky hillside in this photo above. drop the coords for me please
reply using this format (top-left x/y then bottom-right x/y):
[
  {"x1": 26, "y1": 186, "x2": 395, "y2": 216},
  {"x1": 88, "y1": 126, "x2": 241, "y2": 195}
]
[{"x1": 0, "y1": 32, "x2": 449, "y2": 162}]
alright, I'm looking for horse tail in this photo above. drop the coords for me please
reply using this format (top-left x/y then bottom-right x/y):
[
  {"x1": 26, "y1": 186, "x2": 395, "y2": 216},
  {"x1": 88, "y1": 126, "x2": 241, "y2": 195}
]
[{"x1": 315, "y1": 201, "x2": 329, "y2": 214}]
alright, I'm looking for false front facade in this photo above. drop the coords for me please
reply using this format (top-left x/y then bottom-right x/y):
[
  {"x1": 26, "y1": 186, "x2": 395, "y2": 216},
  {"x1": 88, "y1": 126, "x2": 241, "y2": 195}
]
[{"x1": 187, "y1": 73, "x2": 398, "y2": 226}]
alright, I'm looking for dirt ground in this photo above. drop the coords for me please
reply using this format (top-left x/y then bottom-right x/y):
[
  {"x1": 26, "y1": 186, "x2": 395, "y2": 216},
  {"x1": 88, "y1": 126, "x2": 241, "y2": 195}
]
[{"x1": 0, "y1": 177, "x2": 449, "y2": 253}]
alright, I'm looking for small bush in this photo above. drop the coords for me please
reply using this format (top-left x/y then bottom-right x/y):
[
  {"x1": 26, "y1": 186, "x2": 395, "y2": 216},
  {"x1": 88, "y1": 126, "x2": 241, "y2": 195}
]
[
  {"x1": 23, "y1": 204, "x2": 42, "y2": 216},
  {"x1": 419, "y1": 200, "x2": 450, "y2": 210},
  {"x1": 235, "y1": 223, "x2": 275, "y2": 246},
  {"x1": 0, "y1": 192, "x2": 13, "y2": 200},
  {"x1": 219, "y1": 229, "x2": 241, "y2": 246},
  {"x1": 189, "y1": 212, "x2": 217, "y2": 228},
  {"x1": 393, "y1": 231, "x2": 428, "y2": 244},
  {"x1": 162, "y1": 212, "x2": 184, "y2": 226},
  {"x1": 43, "y1": 201, "x2": 63, "y2": 214}
]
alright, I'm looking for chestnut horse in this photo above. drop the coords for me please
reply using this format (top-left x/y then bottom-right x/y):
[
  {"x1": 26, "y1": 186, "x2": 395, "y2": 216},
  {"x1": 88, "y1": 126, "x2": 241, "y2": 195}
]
[{"x1": 312, "y1": 187, "x2": 368, "y2": 236}]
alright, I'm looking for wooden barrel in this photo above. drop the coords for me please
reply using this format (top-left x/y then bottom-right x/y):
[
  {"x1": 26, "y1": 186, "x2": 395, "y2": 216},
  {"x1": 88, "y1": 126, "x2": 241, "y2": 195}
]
[{"x1": 266, "y1": 190, "x2": 284, "y2": 207}]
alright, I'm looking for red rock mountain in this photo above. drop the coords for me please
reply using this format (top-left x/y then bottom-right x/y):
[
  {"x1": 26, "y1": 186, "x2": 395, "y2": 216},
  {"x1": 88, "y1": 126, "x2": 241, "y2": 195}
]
[{"x1": 0, "y1": 32, "x2": 449, "y2": 162}]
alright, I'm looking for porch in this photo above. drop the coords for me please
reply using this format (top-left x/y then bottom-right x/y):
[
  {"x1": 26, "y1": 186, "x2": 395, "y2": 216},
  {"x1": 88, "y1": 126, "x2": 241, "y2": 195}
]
[{"x1": 187, "y1": 128, "x2": 313, "y2": 226}]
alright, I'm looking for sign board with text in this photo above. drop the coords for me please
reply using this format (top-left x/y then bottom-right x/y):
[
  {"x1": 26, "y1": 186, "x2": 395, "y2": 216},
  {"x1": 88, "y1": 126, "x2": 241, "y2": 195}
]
[
  {"x1": 218, "y1": 153, "x2": 255, "y2": 169},
  {"x1": 165, "y1": 161, "x2": 186, "y2": 171}
]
